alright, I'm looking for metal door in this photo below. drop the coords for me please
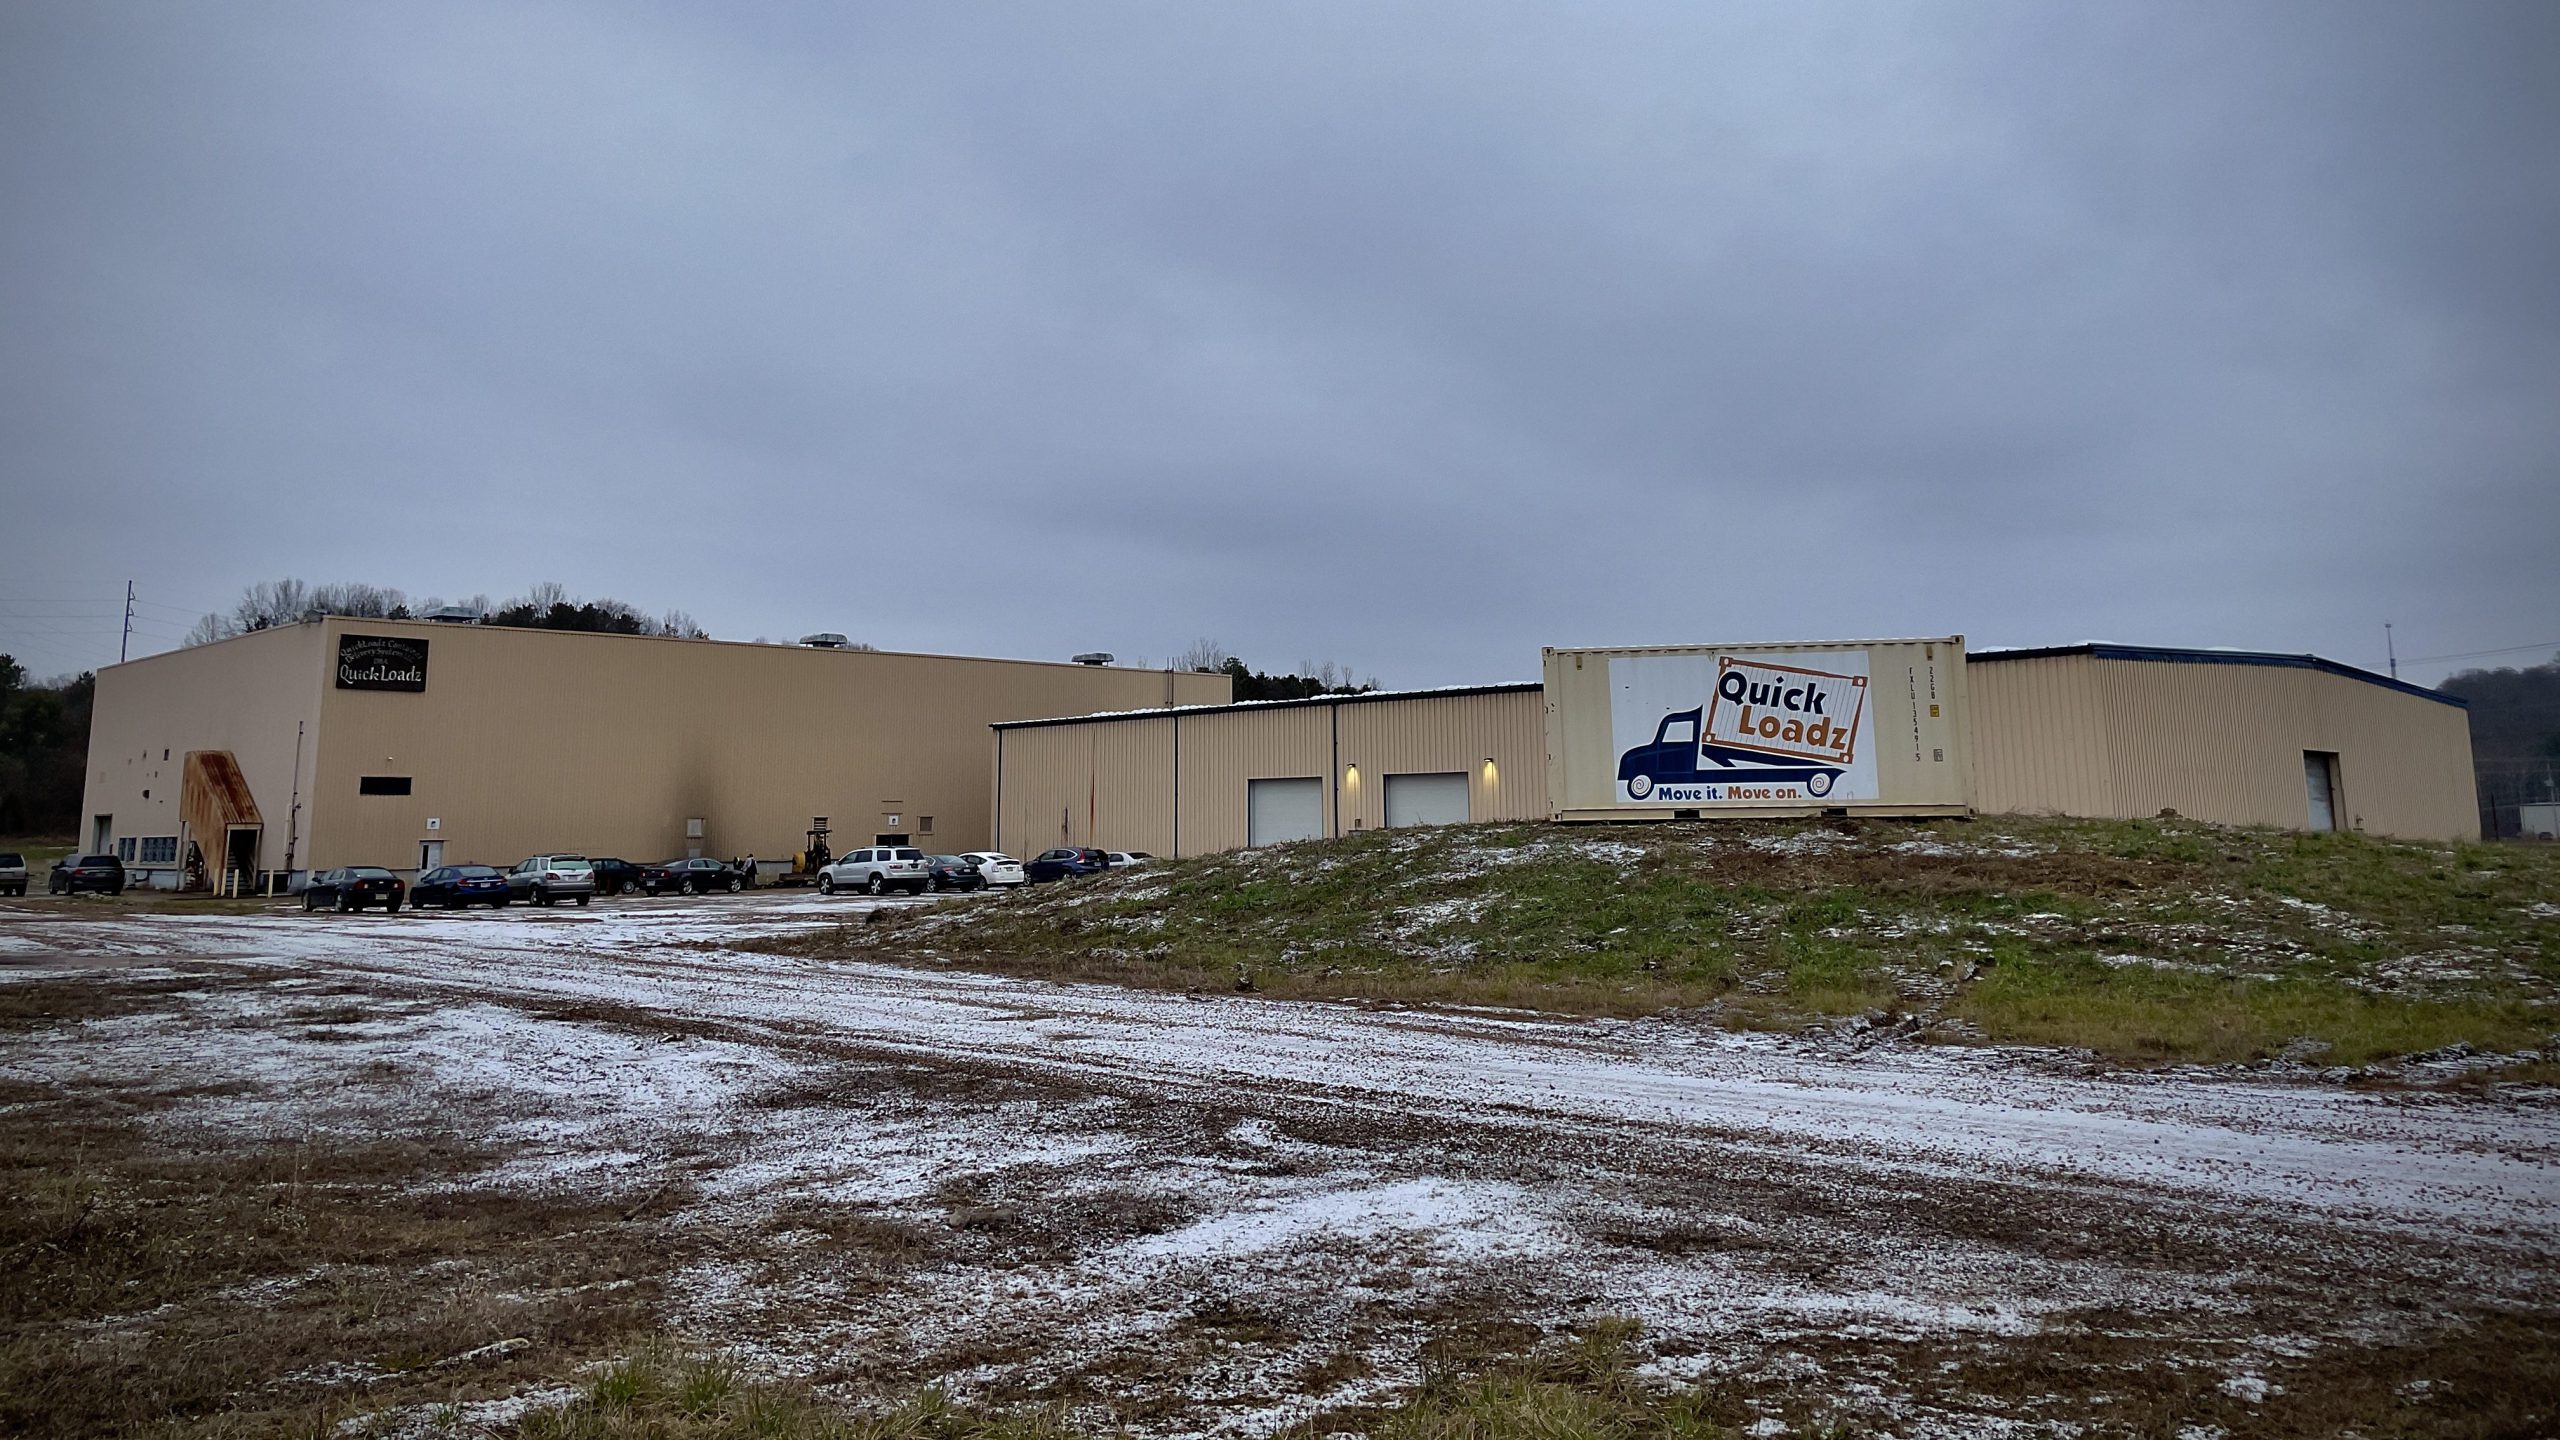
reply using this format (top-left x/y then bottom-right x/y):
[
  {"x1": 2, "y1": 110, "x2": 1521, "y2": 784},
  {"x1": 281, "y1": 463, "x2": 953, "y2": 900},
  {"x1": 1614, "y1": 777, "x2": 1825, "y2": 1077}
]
[
  {"x1": 2304, "y1": 752, "x2": 2339, "y2": 832},
  {"x1": 1384, "y1": 772, "x2": 1471, "y2": 828},
  {"x1": 419, "y1": 840, "x2": 444, "y2": 872},
  {"x1": 1246, "y1": 777, "x2": 1323, "y2": 847}
]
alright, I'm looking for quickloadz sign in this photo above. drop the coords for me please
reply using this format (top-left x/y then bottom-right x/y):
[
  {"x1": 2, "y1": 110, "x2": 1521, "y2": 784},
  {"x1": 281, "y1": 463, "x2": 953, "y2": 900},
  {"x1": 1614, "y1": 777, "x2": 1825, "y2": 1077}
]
[
  {"x1": 335, "y1": 634, "x2": 428, "y2": 692},
  {"x1": 1541, "y1": 637, "x2": 1972, "y2": 821}
]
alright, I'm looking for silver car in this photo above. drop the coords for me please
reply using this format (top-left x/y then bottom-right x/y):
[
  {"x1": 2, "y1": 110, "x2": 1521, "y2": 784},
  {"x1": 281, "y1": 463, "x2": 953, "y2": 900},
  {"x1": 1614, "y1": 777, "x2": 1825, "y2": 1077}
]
[
  {"x1": 820, "y1": 846, "x2": 929, "y2": 896},
  {"x1": 507, "y1": 854, "x2": 597, "y2": 906}
]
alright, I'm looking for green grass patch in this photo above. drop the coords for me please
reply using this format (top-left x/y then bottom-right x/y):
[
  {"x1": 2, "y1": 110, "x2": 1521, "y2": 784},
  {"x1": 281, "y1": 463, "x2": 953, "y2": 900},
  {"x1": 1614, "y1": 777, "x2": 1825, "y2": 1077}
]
[
  {"x1": 1951, "y1": 949, "x2": 2549, "y2": 1066},
  {"x1": 767, "y1": 815, "x2": 2560, "y2": 1066}
]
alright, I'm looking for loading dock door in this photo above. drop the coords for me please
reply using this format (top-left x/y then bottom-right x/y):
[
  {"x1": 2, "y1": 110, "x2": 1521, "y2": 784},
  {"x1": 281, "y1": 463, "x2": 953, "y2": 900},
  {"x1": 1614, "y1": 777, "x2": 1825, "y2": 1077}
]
[
  {"x1": 1246, "y1": 777, "x2": 1323, "y2": 847},
  {"x1": 1384, "y1": 772, "x2": 1470, "y2": 828}
]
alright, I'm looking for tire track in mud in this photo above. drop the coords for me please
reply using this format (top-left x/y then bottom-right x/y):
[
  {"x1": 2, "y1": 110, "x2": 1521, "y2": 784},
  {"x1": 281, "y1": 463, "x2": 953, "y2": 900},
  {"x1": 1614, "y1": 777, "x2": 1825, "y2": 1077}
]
[{"x1": 9, "y1": 905, "x2": 2558, "y2": 1435}]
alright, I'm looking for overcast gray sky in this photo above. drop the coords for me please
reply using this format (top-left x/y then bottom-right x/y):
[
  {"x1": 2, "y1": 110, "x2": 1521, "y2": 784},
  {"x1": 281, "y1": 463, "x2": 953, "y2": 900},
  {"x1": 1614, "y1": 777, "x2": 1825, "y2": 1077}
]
[{"x1": 4, "y1": 1, "x2": 2554, "y2": 688}]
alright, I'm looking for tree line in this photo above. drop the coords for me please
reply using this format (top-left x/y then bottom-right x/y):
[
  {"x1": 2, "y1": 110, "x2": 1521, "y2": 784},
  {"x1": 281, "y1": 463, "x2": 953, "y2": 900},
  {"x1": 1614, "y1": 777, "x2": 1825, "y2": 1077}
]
[
  {"x1": 2441, "y1": 653, "x2": 2560, "y2": 837},
  {"x1": 1174, "y1": 638, "x2": 1377, "y2": 702},
  {"x1": 184, "y1": 579, "x2": 706, "y2": 645},
  {"x1": 0, "y1": 657, "x2": 93, "y2": 837}
]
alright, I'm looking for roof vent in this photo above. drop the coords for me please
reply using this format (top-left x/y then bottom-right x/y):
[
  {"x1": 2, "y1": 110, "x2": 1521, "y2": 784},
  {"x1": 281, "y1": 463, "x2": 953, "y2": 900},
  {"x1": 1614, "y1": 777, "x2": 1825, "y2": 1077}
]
[
  {"x1": 800, "y1": 632, "x2": 851, "y2": 649},
  {"x1": 423, "y1": 606, "x2": 481, "y2": 624},
  {"x1": 1071, "y1": 651, "x2": 1115, "y2": 666}
]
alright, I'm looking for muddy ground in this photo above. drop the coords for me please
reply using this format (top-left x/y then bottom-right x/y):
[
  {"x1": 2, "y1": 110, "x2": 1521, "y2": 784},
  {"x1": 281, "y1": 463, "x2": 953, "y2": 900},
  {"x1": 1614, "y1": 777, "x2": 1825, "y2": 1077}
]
[{"x1": 2, "y1": 892, "x2": 2556, "y2": 1437}]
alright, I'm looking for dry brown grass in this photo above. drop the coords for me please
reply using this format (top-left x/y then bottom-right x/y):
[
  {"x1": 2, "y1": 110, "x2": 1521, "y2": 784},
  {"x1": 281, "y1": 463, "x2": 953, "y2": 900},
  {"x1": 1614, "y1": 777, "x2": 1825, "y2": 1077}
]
[{"x1": 0, "y1": 982, "x2": 685, "y2": 1438}]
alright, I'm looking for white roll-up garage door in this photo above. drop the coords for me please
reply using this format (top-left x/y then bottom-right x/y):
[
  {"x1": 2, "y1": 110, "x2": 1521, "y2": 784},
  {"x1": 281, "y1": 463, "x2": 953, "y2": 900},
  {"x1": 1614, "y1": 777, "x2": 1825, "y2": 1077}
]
[
  {"x1": 1384, "y1": 772, "x2": 1470, "y2": 828},
  {"x1": 1246, "y1": 777, "x2": 1324, "y2": 847}
]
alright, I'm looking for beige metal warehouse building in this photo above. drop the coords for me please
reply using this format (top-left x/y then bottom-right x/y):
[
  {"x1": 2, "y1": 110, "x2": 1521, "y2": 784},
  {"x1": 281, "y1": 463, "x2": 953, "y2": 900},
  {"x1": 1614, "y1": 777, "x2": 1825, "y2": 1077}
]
[
  {"x1": 79, "y1": 617, "x2": 1228, "y2": 888},
  {"x1": 1967, "y1": 644, "x2": 2477, "y2": 842},
  {"x1": 993, "y1": 685, "x2": 1550, "y2": 856},
  {"x1": 991, "y1": 643, "x2": 2478, "y2": 855}
]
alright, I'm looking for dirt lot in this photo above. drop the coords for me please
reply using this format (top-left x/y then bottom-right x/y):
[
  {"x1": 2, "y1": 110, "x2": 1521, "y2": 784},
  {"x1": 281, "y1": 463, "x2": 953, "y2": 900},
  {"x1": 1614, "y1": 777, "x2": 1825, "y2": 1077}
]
[{"x1": 3, "y1": 890, "x2": 2557, "y2": 1437}]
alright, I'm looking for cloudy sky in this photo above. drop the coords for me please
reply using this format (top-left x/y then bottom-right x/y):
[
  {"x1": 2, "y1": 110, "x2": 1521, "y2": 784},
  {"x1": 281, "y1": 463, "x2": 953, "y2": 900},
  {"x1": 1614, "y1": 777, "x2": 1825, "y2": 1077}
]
[{"x1": 3, "y1": 1, "x2": 2554, "y2": 688}]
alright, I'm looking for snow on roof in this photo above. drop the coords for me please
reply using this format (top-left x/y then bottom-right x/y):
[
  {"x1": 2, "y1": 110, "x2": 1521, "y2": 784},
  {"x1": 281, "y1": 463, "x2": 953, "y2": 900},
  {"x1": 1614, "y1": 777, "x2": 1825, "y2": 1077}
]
[{"x1": 993, "y1": 680, "x2": 1542, "y2": 730}]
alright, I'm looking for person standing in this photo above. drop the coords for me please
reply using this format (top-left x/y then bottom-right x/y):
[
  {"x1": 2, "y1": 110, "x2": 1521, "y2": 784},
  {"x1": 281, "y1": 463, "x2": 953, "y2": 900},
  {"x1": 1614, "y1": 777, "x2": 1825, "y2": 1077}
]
[{"x1": 740, "y1": 852, "x2": 756, "y2": 889}]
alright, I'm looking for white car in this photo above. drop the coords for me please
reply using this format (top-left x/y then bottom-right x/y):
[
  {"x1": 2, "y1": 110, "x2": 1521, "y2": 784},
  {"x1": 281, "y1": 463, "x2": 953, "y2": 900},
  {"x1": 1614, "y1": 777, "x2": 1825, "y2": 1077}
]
[
  {"x1": 961, "y1": 852, "x2": 1028, "y2": 887},
  {"x1": 1105, "y1": 851, "x2": 1154, "y2": 869},
  {"x1": 821, "y1": 846, "x2": 929, "y2": 896}
]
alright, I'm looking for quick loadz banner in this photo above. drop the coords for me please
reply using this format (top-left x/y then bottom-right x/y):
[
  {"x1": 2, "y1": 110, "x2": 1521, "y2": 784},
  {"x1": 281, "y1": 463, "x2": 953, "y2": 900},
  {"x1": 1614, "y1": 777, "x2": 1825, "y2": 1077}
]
[{"x1": 1608, "y1": 650, "x2": 1876, "y2": 804}]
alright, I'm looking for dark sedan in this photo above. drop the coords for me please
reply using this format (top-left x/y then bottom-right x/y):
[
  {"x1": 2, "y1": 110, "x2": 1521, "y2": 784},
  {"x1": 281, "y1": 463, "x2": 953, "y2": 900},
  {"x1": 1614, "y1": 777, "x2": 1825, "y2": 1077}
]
[
  {"x1": 409, "y1": 864, "x2": 511, "y2": 909},
  {"x1": 589, "y1": 857, "x2": 646, "y2": 896},
  {"x1": 303, "y1": 866, "x2": 404, "y2": 913},
  {"x1": 926, "y1": 855, "x2": 986, "y2": 892},
  {"x1": 1023, "y1": 847, "x2": 1111, "y2": 883},
  {"x1": 640, "y1": 857, "x2": 746, "y2": 895},
  {"x1": 48, "y1": 854, "x2": 126, "y2": 896}
]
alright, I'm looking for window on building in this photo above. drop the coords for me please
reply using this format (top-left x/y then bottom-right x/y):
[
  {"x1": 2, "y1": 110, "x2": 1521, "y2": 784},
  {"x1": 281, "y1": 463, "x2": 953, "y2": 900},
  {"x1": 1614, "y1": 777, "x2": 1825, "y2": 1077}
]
[
  {"x1": 358, "y1": 776, "x2": 414, "y2": 796},
  {"x1": 118, "y1": 837, "x2": 137, "y2": 862},
  {"x1": 920, "y1": 815, "x2": 934, "y2": 834},
  {"x1": 140, "y1": 836, "x2": 178, "y2": 865}
]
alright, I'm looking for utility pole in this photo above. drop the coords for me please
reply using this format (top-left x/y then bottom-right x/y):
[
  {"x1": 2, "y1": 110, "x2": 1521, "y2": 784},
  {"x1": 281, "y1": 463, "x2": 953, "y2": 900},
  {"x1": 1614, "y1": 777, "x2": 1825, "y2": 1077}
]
[
  {"x1": 120, "y1": 580, "x2": 134, "y2": 663},
  {"x1": 2384, "y1": 622, "x2": 2396, "y2": 680}
]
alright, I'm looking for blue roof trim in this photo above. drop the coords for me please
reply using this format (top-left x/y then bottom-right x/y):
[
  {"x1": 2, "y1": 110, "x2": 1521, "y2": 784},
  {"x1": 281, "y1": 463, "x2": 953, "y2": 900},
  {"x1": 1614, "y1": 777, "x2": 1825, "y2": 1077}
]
[{"x1": 1973, "y1": 644, "x2": 2466, "y2": 709}]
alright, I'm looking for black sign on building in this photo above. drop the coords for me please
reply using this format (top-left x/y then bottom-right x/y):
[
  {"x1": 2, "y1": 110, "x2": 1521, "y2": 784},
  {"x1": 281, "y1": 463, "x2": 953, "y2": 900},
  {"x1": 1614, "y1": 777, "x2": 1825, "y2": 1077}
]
[{"x1": 335, "y1": 634, "x2": 429, "y2": 692}]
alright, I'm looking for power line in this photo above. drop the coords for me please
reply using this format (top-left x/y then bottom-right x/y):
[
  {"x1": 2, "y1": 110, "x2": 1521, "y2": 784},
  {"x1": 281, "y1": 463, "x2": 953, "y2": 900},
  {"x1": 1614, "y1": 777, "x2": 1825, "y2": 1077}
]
[{"x1": 2404, "y1": 640, "x2": 2560, "y2": 666}]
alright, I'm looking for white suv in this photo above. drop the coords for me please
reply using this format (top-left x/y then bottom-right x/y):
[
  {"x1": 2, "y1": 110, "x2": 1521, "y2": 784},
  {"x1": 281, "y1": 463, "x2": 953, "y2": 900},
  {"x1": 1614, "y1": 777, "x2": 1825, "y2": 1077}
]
[
  {"x1": 507, "y1": 854, "x2": 596, "y2": 906},
  {"x1": 821, "y1": 846, "x2": 929, "y2": 896}
]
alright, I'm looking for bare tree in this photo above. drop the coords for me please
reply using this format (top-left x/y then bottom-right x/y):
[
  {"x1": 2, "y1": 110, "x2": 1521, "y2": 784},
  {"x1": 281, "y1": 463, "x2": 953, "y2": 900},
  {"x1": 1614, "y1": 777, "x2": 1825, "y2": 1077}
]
[
  {"x1": 658, "y1": 609, "x2": 707, "y2": 639},
  {"x1": 181, "y1": 613, "x2": 235, "y2": 647},
  {"x1": 1175, "y1": 637, "x2": 1231, "y2": 673}
]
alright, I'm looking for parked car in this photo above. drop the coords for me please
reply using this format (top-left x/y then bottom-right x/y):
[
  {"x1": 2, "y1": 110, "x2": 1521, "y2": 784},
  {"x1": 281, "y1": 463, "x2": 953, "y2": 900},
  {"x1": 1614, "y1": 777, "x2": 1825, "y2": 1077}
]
[
  {"x1": 925, "y1": 855, "x2": 985, "y2": 892},
  {"x1": 48, "y1": 853, "x2": 125, "y2": 896},
  {"x1": 1105, "y1": 851, "x2": 1154, "y2": 868},
  {"x1": 588, "y1": 857, "x2": 647, "y2": 896},
  {"x1": 1023, "y1": 847, "x2": 1110, "y2": 883},
  {"x1": 0, "y1": 851, "x2": 26, "y2": 897},
  {"x1": 303, "y1": 866, "x2": 403, "y2": 912},
  {"x1": 641, "y1": 857, "x2": 746, "y2": 895},
  {"x1": 959, "y1": 852, "x2": 1027, "y2": 887},
  {"x1": 408, "y1": 864, "x2": 511, "y2": 909},
  {"x1": 820, "y1": 846, "x2": 929, "y2": 896},
  {"x1": 506, "y1": 854, "x2": 597, "y2": 906}
]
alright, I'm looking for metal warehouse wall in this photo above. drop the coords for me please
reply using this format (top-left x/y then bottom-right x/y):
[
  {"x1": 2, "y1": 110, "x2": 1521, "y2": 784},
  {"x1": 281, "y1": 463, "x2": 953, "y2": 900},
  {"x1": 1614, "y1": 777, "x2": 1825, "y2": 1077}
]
[
  {"x1": 1969, "y1": 655, "x2": 2119, "y2": 820},
  {"x1": 90, "y1": 617, "x2": 1227, "y2": 876},
  {"x1": 1334, "y1": 690, "x2": 1546, "y2": 833},
  {"x1": 299, "y1": 619, "x2": 1226, "y2": 870},
  {"x1": 1973, "y1": 653, "x2": 2477, "y2": 841},
  {"x1": 993, "y1": 688, "x2": 1549, "y2": 857},
  {"x1": 79, "y1": 624, "x2": 327, "y2": 878}
]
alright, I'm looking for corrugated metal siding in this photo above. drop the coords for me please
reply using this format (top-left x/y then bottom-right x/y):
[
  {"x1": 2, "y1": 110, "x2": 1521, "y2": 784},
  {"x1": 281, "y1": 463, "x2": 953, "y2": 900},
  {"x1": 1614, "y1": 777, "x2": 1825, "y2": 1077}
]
[
  {"x1": 1969, "y1": 655, "x2": 2116, "y2": 817},
  {"x1": 994, "y1": 717, "x2": 1177, "y2": 855},
  {"x1": 994, "y1": 690, "x2": 1552, "y2": 857},
  {"x1": 1336, "y1": 690, "x2": 1548, "y2": 832},
  {"x1": 2091, "y1": 659, "x2": 2477, "y2": 841},
  {"x1": 1176, "y1": 707, "x2": 1334, "y2": 854},
  {"x1": 79, "y1": 624, "x2": 327, "y2": 876},
  {"x1": 292, "y1": 620, "x2": 1225, "y2": 869}
]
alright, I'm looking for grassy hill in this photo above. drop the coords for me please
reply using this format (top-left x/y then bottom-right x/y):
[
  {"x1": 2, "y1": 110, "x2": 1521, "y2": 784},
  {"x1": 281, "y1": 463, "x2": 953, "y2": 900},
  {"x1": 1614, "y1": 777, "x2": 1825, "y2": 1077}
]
[{"x1": 776, "y1": 816, "x2": 2560, "y2": 1072}]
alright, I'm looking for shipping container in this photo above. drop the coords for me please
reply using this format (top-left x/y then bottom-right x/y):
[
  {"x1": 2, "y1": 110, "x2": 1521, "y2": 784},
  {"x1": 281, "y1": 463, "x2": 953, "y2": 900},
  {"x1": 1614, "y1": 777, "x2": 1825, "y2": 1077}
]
[{"x1": 1541, "y1": 638, "x2": 1972, "y2": 821}]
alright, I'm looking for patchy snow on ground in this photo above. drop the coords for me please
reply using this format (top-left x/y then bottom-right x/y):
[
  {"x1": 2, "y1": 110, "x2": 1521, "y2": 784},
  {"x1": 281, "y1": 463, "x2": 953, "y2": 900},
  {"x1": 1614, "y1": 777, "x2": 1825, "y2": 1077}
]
[{"x1": 6, "y1": 895, "x2": 2557, "y2": 1437}]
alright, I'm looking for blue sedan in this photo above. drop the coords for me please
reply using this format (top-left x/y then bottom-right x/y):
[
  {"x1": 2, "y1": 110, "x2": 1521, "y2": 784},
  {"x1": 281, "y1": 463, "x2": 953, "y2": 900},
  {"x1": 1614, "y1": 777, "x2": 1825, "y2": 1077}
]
[{"x1": 408, "y1": 864, "x2": 512, "y2": 909}]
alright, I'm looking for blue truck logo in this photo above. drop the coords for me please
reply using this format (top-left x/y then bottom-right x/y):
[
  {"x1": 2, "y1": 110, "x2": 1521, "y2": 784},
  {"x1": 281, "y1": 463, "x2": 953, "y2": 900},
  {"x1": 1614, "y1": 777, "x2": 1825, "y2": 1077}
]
[{"x1": 1617, "y1": 705, "x2": 1846, "y2": 800}]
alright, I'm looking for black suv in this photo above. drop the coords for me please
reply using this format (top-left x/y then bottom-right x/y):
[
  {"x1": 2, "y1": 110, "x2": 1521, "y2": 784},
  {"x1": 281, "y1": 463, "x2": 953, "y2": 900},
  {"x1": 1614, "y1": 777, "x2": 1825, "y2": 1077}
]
[{"x1": 49, "y1": 854, "x2": 126, "y2": 896}]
